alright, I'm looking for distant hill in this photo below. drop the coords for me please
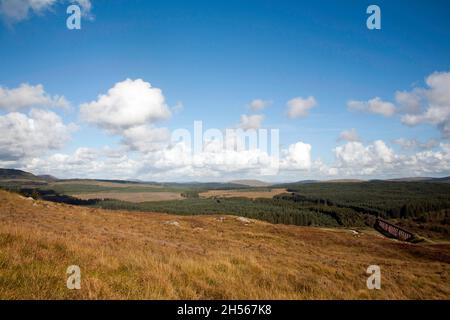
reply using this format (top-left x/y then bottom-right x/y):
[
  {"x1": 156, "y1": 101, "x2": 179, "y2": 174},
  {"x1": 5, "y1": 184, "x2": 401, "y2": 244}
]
[
  {"x1": 387, "y1": 177, "x2": 433, "y2": 182},
  {"x1": 387, "y1": 177, "x2": 450, "y2": 183},
  {"x1": 324, "y1": 179, "x2": 364, "y2": 183},
  {"x1": 229, "y1": 179, "x2": 271, "y2": 187},
  {"x1": 0, "y1": 169, "x2": 39, "y2": 180},
  {"x1": 37, "y1": 174, "x2": 59, "y2": 181},
  {"x1": 272, "y1": 180, "x2": 318, "y2": 187},
  {"x1": 428, "y1": 176, "x2": 450, "y2": 183},
  {"x1": 2, "y1": 167, "x2": 450, "y2": 186}
]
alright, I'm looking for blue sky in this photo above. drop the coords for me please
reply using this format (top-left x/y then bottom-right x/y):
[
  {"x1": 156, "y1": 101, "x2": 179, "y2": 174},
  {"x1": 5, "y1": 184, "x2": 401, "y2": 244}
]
[{"x1": 1, "y1": 0, "x2": 450, "y2": 181}]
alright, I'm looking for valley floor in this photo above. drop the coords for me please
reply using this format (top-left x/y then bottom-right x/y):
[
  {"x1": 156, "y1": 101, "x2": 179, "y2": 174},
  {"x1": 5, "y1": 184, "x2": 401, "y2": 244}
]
[{"x1": 0, "y1": 190, "x2": 449, "y2": 299}]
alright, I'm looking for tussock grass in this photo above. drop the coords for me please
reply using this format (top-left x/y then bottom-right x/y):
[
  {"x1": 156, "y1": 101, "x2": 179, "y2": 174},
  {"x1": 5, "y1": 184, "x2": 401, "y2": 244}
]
[{"x1": 0, "y1": 190, "x2": 449, "y2": 299}]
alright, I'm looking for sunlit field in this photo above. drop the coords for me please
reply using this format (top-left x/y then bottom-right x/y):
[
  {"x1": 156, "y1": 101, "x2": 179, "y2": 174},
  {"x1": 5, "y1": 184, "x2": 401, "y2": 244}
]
[{"x1": 1, "y1": 190, "x2": 449, "y2": 299}]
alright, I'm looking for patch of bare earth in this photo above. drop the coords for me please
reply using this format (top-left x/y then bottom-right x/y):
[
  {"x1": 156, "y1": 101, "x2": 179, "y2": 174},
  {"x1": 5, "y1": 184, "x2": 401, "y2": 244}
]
[
  {"x1": 0, "y1": 190, "x2": 449, "y2": 299},
  {"x1": 199, "y1": 188, "x2": 287, "y2": 199},
  {"x1": 74, "y1": 192, "x2": 183, "y2": 202},
  {"x1": 50, "y1": 181, "x2": 163, "y2": 188}
]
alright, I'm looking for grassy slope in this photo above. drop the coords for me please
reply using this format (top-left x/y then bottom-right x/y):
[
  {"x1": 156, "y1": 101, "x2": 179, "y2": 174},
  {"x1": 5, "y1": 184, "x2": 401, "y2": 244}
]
[{"x1": 0, "y1": 190, "x2": 449, "y2": 299}]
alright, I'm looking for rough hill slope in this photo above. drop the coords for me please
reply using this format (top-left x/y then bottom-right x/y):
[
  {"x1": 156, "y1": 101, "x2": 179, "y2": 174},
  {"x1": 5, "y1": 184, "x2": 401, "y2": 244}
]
[
  {"x1": 0, "y1": 190, "x2": 448, "y2": 299},
  {"x1": 0, "y1": 168, "x2": 39, "y2": 180}
]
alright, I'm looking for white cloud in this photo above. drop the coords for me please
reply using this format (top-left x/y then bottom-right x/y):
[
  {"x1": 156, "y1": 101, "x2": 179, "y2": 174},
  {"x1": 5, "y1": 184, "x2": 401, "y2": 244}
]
[
  {"x1": 79, "y1": 79, "x2": 173, "y2": 153},
  {"x1": 393, "y1": 138, "x2": 438, "y2": 150},
  {"x1": 0, "y1": 109, "x2": 75, "y2": 161},
  {"x1": 347, "y1": 71, "x2": 450, "y2": 138},
  {"x1": 122, "y1": 125, "x2": 171, "y2": 153},
  {"x1": 238, "y1": 114, "x2": 264, "y2": 130},
  {"x1": 427, "y1": 71, "x2": 450, "y2": 107},
  {"x1": 19, "y1": 135, "x2": 314, "y2": 180},
  {"x1": 409, "y1": 143, "x2": 450, "y2": 174},
  {"x1": 249, "y1": 99, "x2": 272, "y2": 111},
  {"x1": 400, "y1": 72, "x2": 450, "y2": 138},
  {"x1": 0, "y1": 83, "x2": 69, "y2": 111},
  {"x1": 286, "y1": 96, "x2": 317, "y2": 119},
  {"x1": 280, "y1": 142, "x2": 312, "y2": 170},
  {"x1": 23, "y1": 147, "x2": 140, "y2": 180},
  {"x1": 328, "y1": 139, "x2": 450, "y2": 178},
  {"x1": 0, "y1": 0, "x2": 56, "y2": 22},
  {"x1": 80, "y1": 79, "x2": 171, "y2": 132},
  {"x1": 0, "y1": 0, "x2": 92, "y2": 22},
  {"x1": 120, "y1": 134, "x2": 312, "y2": 179},
  {"x1": 395, "y1": 89, "x2": 423, "y2": 114},
  {"x1": 334, "y1": 140, "x2": 395, "y2": 175},
  {"x1": 6, "y1": 71, "x2": 450, "y2": 180},
  {"x1": 13, "y1": 134, "x2": 450, "y2": 181},
  {"x1": 338, "y1": 128, "x2": 360, "y2": 142},
  {"x1": 347, "y1": 97, "x2": 396, "y2": 117}
]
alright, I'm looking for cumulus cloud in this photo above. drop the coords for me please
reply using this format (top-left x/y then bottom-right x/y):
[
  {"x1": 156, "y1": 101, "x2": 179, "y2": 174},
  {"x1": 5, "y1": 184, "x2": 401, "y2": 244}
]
[
  {"x1": 6, "y1": 72, "x2": 450, "y2": 180},
  {"x1": 238, "y1": 114, "x2": 264, "y2": 130},
  {"x1": 78, "y1": 78, "x2": 175, "y2": 155},
  {"x1": 23, "y1": 147, "x2": 140, "y2": 180},
  {"x1": 149, "y1": 140, "x2": 273, "y2": 176},
  {"x1": 0, "y1": 83, "x2": 69, "y2": 111},
  {"x1": 80, "y1": 79, "x2": 171, "y2": 132},
  {"x1": 347, "y1": 97, "x2": 396, "y2": 117},
  {"x1": 280, "y1": 142, "x2": 312, "y2": 170},
  {"x1": 325, "y1": 138, "x2": 450, "y2": 178},
  {"x1": 408, "y1": 143, "x2": 450, "y2": 175},
  {"x1": 122, "y1": 125, "x2": 171, "y2": 153},
  {"x1": 333, "y1": 140, "x2": 395, "y2": 175},
  {"x1": 399, "y1": 72, "x2": 450, "y2": 138},
  {"x1": 286, "y1": 96, "x2": 317, "y2": 119},
  {"x1": 393, "y1": 138, "x2": 439, "y2": 150},
  {"x1": 19, "y1": 131, "x2": 315, "y2": 180},
  {"x1": 338, "y1": 128, "x2": 360, "y2": 142},
  {"x1": 395, "y1": 89, "x2": 423, "y2": 114},
  {"x1": 0, "y1": 0, "x2": 92, "y2": 23},
  {"x1": 248, "y1": 99, "x2": 272, "y2": 111},
  {"x1": 0, "y1": 109, "x2": 75, "y2": 161},
  {"x1": 354, "y1": 71, "x2": 450, "y2": 138},
  {"x1": 13, "y1": 132, "x2": 450, "y2": 180},
  {"x1": 79, "y1": 79, "x2": 174, "y2": 154}
]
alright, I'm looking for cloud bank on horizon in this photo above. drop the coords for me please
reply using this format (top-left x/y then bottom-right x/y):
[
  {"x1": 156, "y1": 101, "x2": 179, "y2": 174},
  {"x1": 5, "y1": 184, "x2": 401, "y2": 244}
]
[{"x1": 1, "y1": 1, "x2": 450, "y2": 181}]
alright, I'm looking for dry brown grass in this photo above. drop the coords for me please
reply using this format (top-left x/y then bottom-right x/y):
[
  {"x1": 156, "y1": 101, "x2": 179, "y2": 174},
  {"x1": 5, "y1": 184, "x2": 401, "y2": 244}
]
[
  {"x1": 50, "y1": 180, "x2": 163, "y2": 188},
  {"x1": 0, "y1": 190, "x2": 449, "y2": 300},
  {"x1": 199, "y1": 188, "x2": 287, "y2": 199},
  {"x1": 75, "y1": 191, "x2": 183, "y2": 203}
]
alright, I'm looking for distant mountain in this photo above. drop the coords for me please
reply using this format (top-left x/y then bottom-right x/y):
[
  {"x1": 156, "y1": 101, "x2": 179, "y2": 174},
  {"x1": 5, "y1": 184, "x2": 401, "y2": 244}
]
[
  {"x1": 229, "y1": 179, "x2": 271, "y2": 187},
  {"x1": 0, "y1": 168, "x2": 39, "y2": 180}
]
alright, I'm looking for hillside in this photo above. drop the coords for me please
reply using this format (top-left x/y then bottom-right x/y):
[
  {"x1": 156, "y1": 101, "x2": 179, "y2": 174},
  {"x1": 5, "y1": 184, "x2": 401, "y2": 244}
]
[
  {"x1": 229, "y1": 180, "x2": 271, "y2": 187},
  {"x1": 0, "y1": 189, "x2": 449, "y2": 299},
  {"x1": 37, "y1": 174, "x2": 59, "y2": 181},
  {"x1": 0, "y1": 168, "x2": 39, "y2": 180}
]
